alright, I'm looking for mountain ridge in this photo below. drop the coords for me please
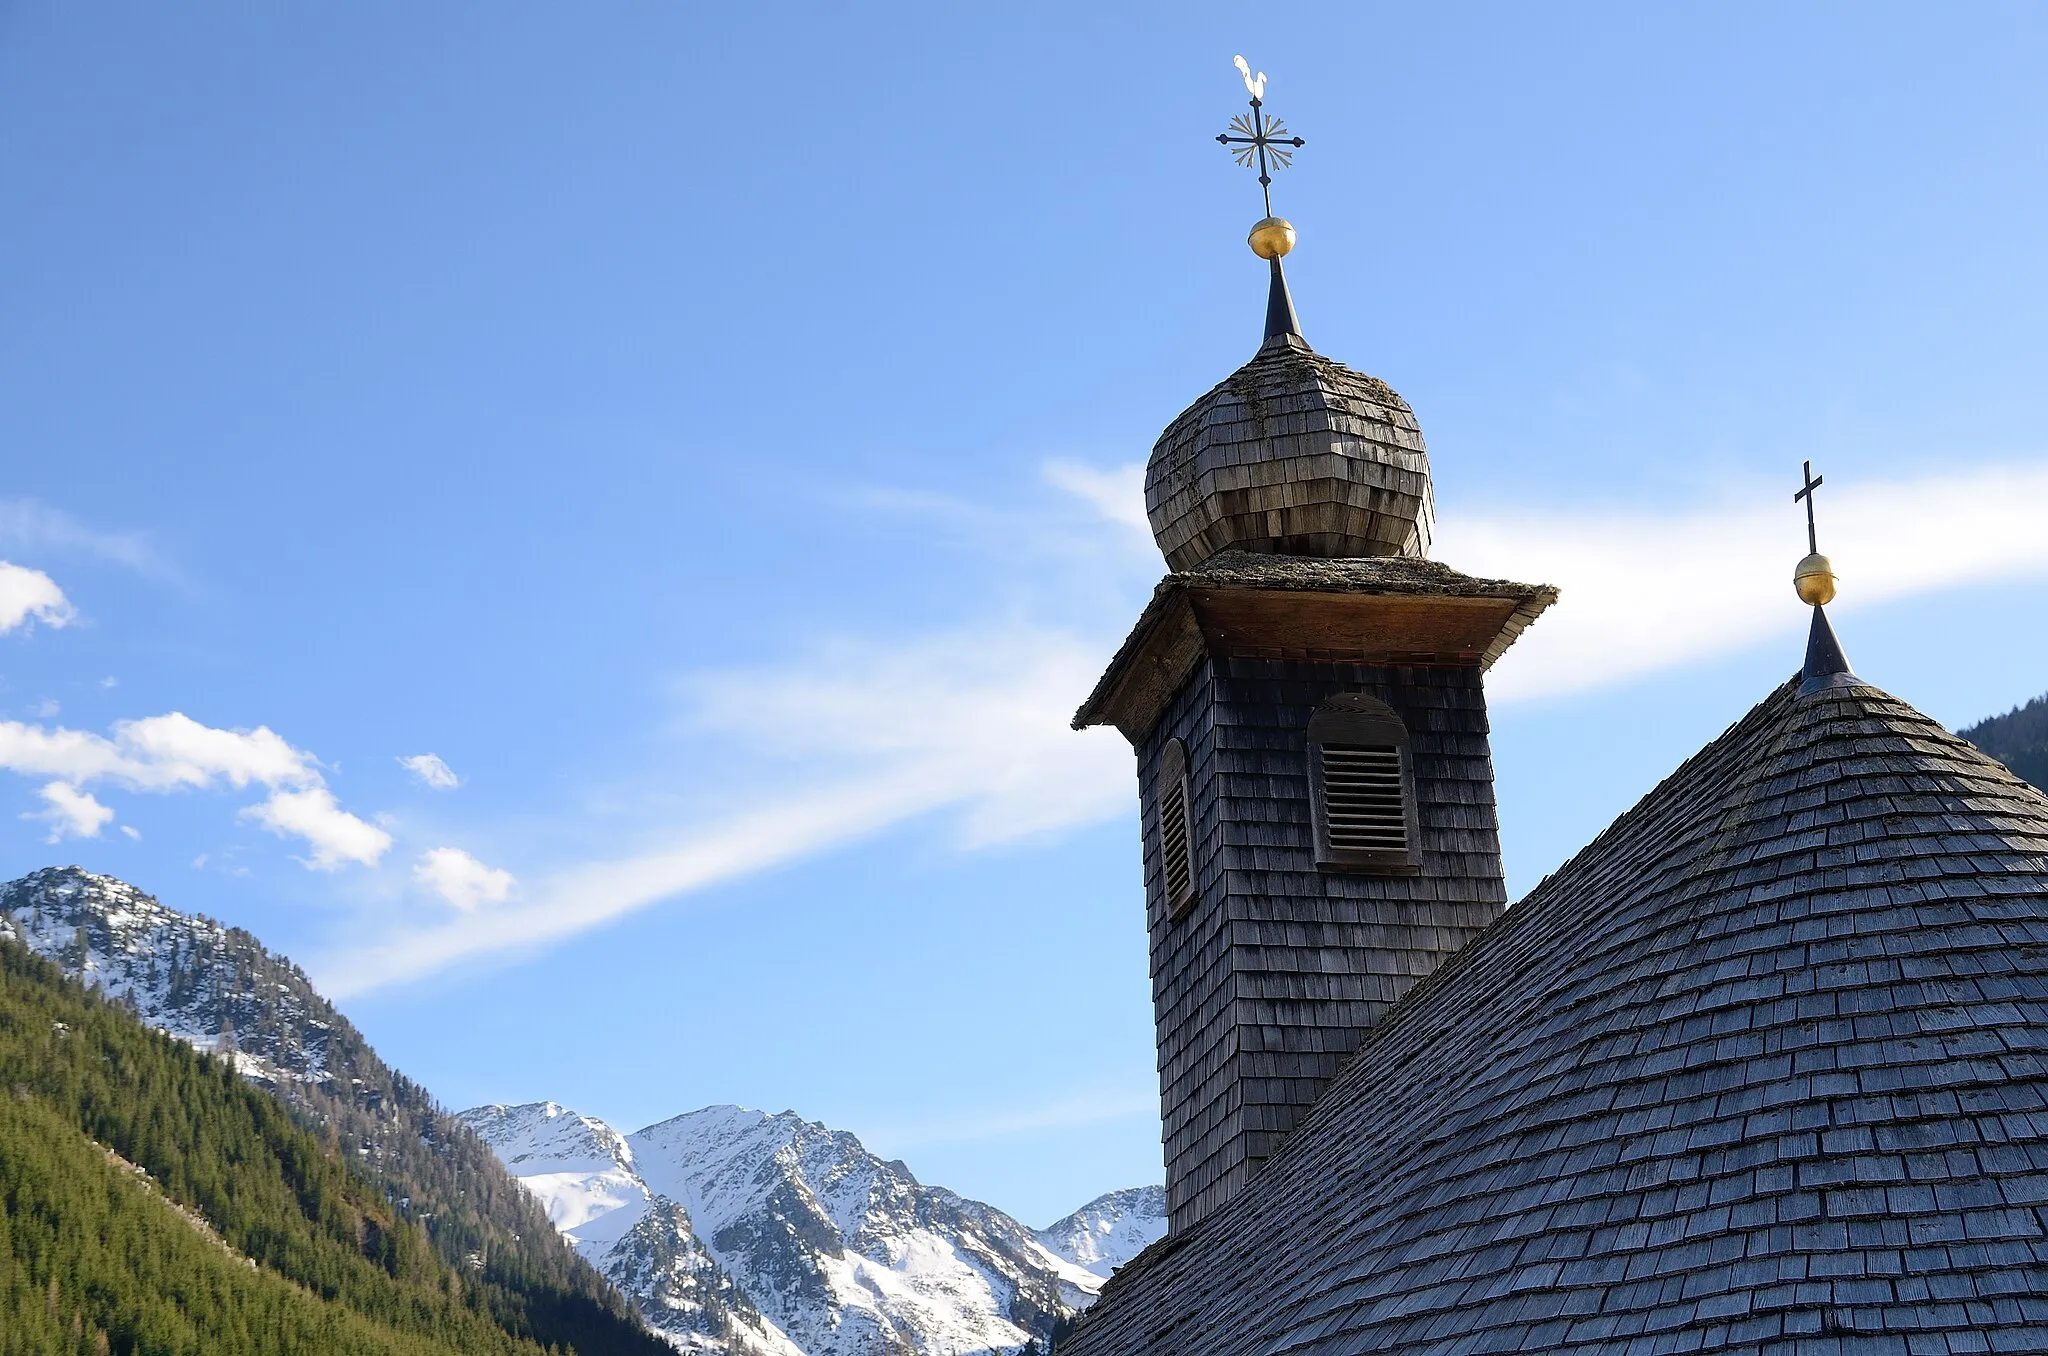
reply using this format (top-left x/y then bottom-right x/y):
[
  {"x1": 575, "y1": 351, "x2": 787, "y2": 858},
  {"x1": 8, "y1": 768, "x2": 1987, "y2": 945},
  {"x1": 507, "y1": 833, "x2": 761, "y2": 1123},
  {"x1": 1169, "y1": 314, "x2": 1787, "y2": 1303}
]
[
  {"x1": 0, "y1": 865, "x2": 667, "y2": 1356},
  {"x1": 461, "y1": 1100, "x2": 1165, "y2": 1356}
]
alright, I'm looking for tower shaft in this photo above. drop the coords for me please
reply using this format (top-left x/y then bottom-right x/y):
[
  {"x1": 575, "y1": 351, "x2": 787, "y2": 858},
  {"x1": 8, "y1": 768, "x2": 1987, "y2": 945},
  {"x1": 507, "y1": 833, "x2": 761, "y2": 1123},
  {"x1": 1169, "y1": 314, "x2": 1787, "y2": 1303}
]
[
  {"x1": 1144, "y1": 657, "x2": 1504, "y2": 1229},
  {"x1": 1078, "y1": 556, "x2": 1555, "y2": 1231}
]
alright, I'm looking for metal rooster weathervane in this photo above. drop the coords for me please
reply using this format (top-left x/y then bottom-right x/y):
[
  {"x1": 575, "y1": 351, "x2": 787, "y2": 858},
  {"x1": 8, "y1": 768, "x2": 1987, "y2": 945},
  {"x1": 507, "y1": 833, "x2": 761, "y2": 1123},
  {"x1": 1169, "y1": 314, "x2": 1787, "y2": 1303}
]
[{"x1": 1216, "y1": 55, "x2": 1305, "y2": 217}]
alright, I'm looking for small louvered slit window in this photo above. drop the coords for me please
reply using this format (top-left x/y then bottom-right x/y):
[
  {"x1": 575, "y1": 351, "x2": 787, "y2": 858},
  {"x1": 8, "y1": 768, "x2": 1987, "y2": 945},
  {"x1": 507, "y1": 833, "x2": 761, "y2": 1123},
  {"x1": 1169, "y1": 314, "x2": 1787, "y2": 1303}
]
[
  {"x1": 1319, "y1": 744, "x2": 1407, "y2": 853},
  {"x1": 1308, "y1": 695, "x2": 1417, "y2": 871},
  {"x1": 1157, "y1": 738, "x2": 1196, "y2": 916},
  {"x1": 1160, "y1": 779, "x2": 1193, "y2": 902}
]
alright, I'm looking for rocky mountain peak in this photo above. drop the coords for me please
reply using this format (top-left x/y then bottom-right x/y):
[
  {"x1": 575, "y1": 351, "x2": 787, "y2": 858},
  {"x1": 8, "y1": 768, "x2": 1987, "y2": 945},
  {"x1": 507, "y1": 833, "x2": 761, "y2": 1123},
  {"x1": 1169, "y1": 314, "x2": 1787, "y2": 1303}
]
[
  {"x1": 1034, "y1": 1186, "x2": 1168, "y2": 1279},
  {"x1": 462, "y1": 1098, "x2": 1167, "y2": 1356},
  {"x1": 0, "y1": 864, "x2": 342, "y2": 1085}
]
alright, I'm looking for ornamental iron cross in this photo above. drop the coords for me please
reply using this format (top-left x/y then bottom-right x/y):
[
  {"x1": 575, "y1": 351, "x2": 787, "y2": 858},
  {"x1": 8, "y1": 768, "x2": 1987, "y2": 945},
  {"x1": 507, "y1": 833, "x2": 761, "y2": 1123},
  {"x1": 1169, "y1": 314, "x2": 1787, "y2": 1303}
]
[
  {"x1": 1794, "y1": 460, "x2": 1825, "y2": 555},
  {"x1": 1216, "y1": 56, "x2": 1305, "y2": 218}
]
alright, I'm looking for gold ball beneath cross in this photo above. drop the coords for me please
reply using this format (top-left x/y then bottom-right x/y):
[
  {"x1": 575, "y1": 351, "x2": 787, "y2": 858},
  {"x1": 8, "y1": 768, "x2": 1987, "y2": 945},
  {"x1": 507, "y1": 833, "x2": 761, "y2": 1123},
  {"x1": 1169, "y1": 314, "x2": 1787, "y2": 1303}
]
[
  {"x1": 1794, "y1": 552, "x2": 1837, "y2": 606},
  {"x1": 1248, "y1": 216, "x2": 1296, "y2": 259}
]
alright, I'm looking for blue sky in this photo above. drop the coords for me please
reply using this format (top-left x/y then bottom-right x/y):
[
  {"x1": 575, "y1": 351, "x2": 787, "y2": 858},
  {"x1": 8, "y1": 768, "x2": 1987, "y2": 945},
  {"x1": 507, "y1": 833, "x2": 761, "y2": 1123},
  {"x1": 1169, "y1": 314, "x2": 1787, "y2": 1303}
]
[{"x1": 6, "y1": 3, "x2": 2048, "y2": 1225}]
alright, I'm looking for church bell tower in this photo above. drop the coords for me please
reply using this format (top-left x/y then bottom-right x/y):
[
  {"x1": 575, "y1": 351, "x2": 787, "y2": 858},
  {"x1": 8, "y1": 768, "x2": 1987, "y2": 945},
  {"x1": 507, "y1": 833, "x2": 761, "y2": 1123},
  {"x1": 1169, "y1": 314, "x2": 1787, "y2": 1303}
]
[{"x1": 1074, "y1": 64, "x2": 1556, "y2": 1234}]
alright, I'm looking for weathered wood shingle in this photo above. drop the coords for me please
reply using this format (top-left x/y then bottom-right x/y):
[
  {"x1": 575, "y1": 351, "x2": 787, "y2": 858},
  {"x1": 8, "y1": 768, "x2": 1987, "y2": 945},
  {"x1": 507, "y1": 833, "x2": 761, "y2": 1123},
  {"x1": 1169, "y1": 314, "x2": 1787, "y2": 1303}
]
[
  {"x1": 1138, "y1": 655, "x2": 1509, "y2": 1233},
  {"x1": 1144, "y1": 334, "x2": 1435, "y2": 570},
  {"x1": 1072, "y1": 675, "x2": 2048, "y2": 1355}
]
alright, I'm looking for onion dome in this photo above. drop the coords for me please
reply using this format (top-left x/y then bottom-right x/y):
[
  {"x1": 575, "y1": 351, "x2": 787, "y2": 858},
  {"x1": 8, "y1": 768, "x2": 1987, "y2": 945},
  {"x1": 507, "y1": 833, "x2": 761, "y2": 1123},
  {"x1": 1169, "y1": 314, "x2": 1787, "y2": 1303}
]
[{"x1": 1143, "y1": 261, "x2": 1434, "y2": 571}]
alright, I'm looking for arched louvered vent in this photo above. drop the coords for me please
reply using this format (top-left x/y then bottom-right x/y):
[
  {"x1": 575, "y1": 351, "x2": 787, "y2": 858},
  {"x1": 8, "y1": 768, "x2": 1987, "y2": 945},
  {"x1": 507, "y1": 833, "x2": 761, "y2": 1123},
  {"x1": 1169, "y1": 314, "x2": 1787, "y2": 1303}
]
[
  {"x1": 1158, "y1": 738, "x2": 1195, "y2": 916},
  {"x1": 1308, "y1": 695, "x2": 1418, "y2": 870}
]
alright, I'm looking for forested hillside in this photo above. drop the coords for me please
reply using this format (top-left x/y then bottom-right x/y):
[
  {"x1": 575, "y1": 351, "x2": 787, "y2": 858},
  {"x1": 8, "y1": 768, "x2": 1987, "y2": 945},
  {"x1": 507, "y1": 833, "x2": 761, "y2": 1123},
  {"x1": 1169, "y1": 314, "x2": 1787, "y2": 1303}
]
[
  {"x1": 1, "y1": 868, "x2": 666, "y2": 1356},
  {"x1": 1959, "y1": 691, "x2": 2048, "y2": 791},
  {"x1": 0, "y1": 937, "x2": 660, "y2": 1356}
]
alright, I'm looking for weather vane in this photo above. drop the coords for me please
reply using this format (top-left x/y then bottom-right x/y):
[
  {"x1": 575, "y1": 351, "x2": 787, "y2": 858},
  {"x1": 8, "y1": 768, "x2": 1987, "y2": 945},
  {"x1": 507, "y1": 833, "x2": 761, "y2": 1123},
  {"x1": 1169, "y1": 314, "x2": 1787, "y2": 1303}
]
[
  {"x1": 1216, "y1": 56, "x2": 1305, "y2": 220},
  {"x1": 1793, "y1": 460, "x2": 1838, "y2": 606}
]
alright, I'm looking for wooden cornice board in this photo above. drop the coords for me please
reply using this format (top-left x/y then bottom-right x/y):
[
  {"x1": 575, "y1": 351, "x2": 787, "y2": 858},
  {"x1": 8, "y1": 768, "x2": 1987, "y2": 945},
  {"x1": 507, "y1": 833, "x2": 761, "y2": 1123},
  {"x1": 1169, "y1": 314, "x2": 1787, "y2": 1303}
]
[{"x1": 1077, "y1": 564, "x2": 1557, "y2": 742}]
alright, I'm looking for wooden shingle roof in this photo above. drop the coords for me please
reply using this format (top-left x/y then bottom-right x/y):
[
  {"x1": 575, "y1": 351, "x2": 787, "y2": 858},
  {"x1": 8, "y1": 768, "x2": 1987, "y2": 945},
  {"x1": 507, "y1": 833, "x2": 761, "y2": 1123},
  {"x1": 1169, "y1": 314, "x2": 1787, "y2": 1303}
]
[
  {"x1": 1143, "y1": 334, "x2": 1437, "y2": 570},
  {"x1": 1063, "y1": 673, "x2": 2048, "y2": 1355}
]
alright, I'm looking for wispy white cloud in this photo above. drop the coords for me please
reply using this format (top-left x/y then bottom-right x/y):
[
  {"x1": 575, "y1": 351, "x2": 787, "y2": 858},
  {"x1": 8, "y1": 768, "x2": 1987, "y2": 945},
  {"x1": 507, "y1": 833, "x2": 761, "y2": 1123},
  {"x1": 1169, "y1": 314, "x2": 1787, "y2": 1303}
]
[
  {"x1": 686, "y1": 630, "x2": 1132, "y2": 849},
  {"x1": 0, "y1": 499, "x2": 167, "y2": 577},
  {"x1": 414, "y1": 846, "x2": 514, "y2": 911},
  {"x1": 317, "y1": 628, "x2": 1132, "y2": 995},
  {"x1": 399, "y1": 753, "x2": 462, "y2": 790},
  {"x1": 1042, "y1": 461, "x2": 1149, "y2": 536},
  {"x1": 0, "y1": 562, "x2": 74, "y2": 633},
  {"x1": 0, "y1": 712, "x2": 387, "y2": 869},
  {"x1": 22, "y1": 782, "x2": 114, "y2": 842}
]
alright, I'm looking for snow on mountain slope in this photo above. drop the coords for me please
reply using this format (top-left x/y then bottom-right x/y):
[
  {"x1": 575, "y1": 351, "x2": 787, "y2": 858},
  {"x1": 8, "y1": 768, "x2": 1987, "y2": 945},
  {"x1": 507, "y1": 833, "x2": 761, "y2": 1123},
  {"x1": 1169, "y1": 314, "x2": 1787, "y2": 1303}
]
[
  {"x1": 0, "y1": 865, "x2": 340, "y2": 1085},
  {"x1": 464, "y1": 1101, "x2": 1121, "y2": 1356},
  {"x1": 460, "y1": 1101, "x2": 801, "y2": 1356},
  {"x1": 461, "y1": 1101, "x2": 653, "y2": 1245},
  {"x1": 629, "y1": 1105, "x2": 1072, "y2": 1356},
  {"x1": 1031, "y1": 1187, "x2": 1166, "y2": 1280}
]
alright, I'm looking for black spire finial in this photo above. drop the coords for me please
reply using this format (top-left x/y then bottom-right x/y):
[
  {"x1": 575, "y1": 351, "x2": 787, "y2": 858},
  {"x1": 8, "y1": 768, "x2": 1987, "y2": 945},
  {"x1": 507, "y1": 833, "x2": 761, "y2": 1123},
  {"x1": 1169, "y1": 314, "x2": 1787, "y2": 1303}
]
[
  {"x1": 1264, "y1": 259, "x2": 1302, "y2": 342},
  {"x1": 1799, "y1": 604, "x2": 1857, "y2": 695}
]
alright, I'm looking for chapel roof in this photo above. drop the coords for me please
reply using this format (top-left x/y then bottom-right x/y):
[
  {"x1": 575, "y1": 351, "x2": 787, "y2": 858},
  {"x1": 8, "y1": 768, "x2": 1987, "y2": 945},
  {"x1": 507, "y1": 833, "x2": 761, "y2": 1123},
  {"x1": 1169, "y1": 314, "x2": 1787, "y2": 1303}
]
[{"x1": 1061, "y1": 668, "x2": 2048, "y2": 1355}]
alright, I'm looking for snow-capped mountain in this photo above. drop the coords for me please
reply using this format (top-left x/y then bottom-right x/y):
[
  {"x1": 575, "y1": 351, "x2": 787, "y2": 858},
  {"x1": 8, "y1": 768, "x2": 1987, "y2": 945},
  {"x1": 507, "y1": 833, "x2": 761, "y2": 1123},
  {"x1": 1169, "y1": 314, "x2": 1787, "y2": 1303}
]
[
  {"x1": 0, "y1": 864, "x2": 1169, "y2": 1356},
  {"x1": 462, "y1": 1101, "x2": 1165, "y2": 1356},
  {"x1": 0, "y1": 864, "x2": 344, "y2": 1085},
  {"x1": 1031, "y1": 1187, "x2": 1166, "y2": 1280},
  {"x1": 460, "y1": 1101, "x2": 799, "y2": 1356}
]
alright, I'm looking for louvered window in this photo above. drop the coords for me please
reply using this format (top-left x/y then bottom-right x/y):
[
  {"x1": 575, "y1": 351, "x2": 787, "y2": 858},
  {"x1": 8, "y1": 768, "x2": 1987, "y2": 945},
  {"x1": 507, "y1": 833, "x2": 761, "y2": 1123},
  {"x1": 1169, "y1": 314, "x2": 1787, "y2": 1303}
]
[
  {"x1": 1308, "y1": 695, "x2": 1417, "y2": 870},
  {"x1": 1157, "y1": 739, "x2": 1196, "y2": 917},
  {"x1": 1319, "y1": 744, "x2": 1408, "y2": 853}
]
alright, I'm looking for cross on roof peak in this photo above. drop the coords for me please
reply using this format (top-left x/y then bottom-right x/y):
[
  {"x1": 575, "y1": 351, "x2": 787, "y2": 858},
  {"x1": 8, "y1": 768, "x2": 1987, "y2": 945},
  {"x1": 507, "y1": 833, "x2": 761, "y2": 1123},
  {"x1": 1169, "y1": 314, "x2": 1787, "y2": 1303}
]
[
  {"x1": 1216, "y1": 56, "x2": 1304, "y2": 220},
  {"x1": 1793, "y1": 460, "x2": 1825, "y2": 556}
]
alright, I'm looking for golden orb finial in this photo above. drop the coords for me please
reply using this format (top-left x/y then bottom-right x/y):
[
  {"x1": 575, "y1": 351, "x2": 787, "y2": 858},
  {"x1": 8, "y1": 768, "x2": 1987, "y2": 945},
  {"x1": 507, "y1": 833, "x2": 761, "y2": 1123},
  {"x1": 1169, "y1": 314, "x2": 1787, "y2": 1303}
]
[
  {"x1": 1794, "y1": 552, "x2": 1837, "y2": 606},
  {"x1": 1248, "y1": 216, "x2": 1296, "y2": 259}
]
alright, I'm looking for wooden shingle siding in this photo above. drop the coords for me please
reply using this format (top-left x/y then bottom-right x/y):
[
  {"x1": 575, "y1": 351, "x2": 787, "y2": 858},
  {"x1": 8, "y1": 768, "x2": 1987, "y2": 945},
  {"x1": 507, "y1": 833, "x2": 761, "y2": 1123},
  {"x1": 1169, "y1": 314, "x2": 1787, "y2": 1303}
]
[
  {"x1": 1138, "y1": 655, "x2": 1507, "y2": 1233},
  {"x1": 1072, "y1": 676, "x2": 2048, "y2": 1356}
]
